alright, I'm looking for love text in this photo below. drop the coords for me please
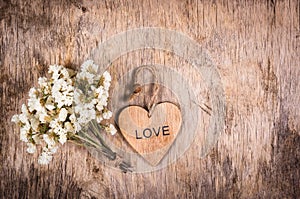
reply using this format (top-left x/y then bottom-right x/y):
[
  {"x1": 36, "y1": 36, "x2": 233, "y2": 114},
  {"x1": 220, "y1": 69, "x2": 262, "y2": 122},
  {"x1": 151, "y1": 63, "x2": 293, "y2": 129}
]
[{"x1": 135, "y1": 125, "x2": 170, "y2": 139}]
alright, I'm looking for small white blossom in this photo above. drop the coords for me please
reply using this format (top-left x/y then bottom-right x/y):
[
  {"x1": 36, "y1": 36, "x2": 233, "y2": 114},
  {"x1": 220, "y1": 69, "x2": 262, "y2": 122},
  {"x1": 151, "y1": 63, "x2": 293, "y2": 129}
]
[
  {"x1": 58, "y1": 133, "x2": 67, "y2": 145},
  {"x1": 29, "y1": 117, "x2": 39, "y2": 131},
  {"x1": 95, "y1": 86, "x2": 104, "y2": 96},
  {"x1": 26, "y1": 143, "x2": 37, "y2": 154},
  {"x1": 20, "y1": 127, "x2": 29, "y2": 142},
  {"x1": 69, "y1": 114, "x2": 76, "y2": 123},
  {"x1": 49, "y1": 65, "x2": 62, "y2": 81},
  {"x1": 32, "y1": 134, "x2": 40, "y2": 144},
  {"x1": 107, "y1": 124, "x2": 117, "y2": 135},
  {"x1": 103, "y1": 81, "x2": 110, "y2": 91},
  {"x1": 59, "y1": 108, "x2": 68, "y2": 122},
  {"x1": 28, "y1": 89, "x2": 42, "y2": 112},
  {"x1": 96, "y1": 103, "x2": 104, "y2": 112},
  {"x1": 38, "y1": 149, "x2": 53, "y2": 165},
  {"x1": 49, "y1": 119, "x2": 60, "y2": 131},
  {"x1": 49, "y1": 146, "x2": 59, "y2": 154},
  {"x1": 64, "y1": 122, "x2": 74, "y2": 132},
  {"x1": 45, "y1": 96, "x2": 55, "y2": 111},
  {"x1": 60, "y1": 67, "x2": 70, "y2": 79},
  {"x1": 102, "y1": 71, "x2": 111, "y2": 82},
  {"x1": 96, "y1": 115, "x2": 103, "y2": 123},
  {"x1": 28, "y1": 87, "x2": 37, "y2": 98},
  {"x1": 43, "y1": 134, "x2": 56, "y2": 148},
  {"x1": 21, "y1": 104, "x2": 29, "y2": 115},
  {"x1": 103, "y1": 110, "x2": 112, "y2": 119},
  {"x1": 76, "y1": 71, "x2": 95, "y2": 84},
  {"x1": 18, "y1": 113, "x2": 29, "y2": 124},
  {"x1": 77, "y1": 108, "x2": 96, "y2": 125},
  {"x1": 38, "y1": 77, "x2": 48, "y2": 88},
  {"x1": 81, "y1": 60, "x2": 98, "y2": 74},
  {"x1": 11, "y1": 115, "x2": 19, "y2": 123},
  {"x1": 37, "y1": 107, "x2": 49, "y2": 123},
  {"x1": 51, "y1": 79, "x2": 74, "y2": 108},
  {"x1": 74, "y1": 122, "x2": 81, "y2": 132}
]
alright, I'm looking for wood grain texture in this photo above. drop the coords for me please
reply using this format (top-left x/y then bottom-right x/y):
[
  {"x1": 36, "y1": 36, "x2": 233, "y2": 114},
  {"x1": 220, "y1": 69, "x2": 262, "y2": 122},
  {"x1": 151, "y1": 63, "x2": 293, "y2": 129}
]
[{"x1": 0, "y1": 0, "x2": 299, "y2": 198}]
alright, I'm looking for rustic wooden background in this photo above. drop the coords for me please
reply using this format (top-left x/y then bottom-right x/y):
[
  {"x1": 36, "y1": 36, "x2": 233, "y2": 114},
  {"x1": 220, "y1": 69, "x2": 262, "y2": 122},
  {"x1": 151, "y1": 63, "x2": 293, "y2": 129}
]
[{"x1": 1, "y1": 0, "x2": 300, "y2": 198}]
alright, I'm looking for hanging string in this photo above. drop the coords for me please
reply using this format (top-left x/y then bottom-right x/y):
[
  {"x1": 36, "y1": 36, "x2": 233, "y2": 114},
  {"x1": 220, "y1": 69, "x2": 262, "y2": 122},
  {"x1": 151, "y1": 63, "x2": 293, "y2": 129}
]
[{"x1": 129, "y1": 65, "x2": 159, "y2": 117}]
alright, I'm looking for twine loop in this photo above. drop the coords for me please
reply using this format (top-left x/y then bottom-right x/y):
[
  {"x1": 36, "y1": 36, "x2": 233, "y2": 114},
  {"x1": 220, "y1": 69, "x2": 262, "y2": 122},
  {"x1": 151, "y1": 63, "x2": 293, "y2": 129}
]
[{"x1": 129, "y1": 65, "x2": 159, "y2": 117}]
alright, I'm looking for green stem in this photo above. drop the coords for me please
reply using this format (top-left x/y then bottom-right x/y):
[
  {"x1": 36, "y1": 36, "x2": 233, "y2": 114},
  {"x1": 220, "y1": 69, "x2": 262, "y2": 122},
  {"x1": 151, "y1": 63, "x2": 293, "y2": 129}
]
[
  {"x1": 73, "y1": 134, "x2": 101, "y2": 149},
  {"x1": 75, "y1": 123, "x2": 116, "y2": 160},
  {"x1": 68, "y1": 139, "x2": 85, "y2": 147},
  {"x1": 89, "y1": 121, "x2": 112, "y2": 150}
]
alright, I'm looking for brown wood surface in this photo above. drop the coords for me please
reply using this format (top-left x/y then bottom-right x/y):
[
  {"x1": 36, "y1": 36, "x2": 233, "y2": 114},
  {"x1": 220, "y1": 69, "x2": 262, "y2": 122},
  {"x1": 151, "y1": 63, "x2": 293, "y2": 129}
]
[{"x1": 1, "y1": 0, "x2": 300, "y2": 198}]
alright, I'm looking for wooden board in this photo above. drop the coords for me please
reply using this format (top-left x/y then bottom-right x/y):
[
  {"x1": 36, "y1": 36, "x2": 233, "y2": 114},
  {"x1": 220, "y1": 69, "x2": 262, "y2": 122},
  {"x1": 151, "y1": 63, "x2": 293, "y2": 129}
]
[{"x1": 1, "y1": 0, "x2": 300, "y2": 198}]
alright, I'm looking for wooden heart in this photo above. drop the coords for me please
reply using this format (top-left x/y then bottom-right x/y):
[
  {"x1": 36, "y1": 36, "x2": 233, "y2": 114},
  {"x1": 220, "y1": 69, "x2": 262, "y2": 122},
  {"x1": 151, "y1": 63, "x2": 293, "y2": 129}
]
[{"x1": 118, "y1": 102, "x2": 182, "y2": 166}]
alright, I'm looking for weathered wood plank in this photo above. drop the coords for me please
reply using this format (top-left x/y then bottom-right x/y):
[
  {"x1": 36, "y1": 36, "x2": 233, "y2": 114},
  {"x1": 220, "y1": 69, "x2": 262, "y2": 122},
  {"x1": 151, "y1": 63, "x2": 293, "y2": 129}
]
[{"x1": 0, "y1": 0, "x2": 299, "y2": 198}]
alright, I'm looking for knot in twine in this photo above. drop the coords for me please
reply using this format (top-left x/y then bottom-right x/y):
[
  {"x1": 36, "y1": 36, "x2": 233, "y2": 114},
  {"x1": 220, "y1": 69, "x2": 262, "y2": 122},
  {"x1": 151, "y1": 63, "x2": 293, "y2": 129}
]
[{"x1": 129, "y1": 65, "x2": 159, "y2": 117}]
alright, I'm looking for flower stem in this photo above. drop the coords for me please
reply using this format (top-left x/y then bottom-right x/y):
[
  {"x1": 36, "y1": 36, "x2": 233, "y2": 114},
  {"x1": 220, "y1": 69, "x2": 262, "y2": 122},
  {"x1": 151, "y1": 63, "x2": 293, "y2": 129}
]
[{"x1": 75, "y1": 122, "x2": 116, "y2": 160}]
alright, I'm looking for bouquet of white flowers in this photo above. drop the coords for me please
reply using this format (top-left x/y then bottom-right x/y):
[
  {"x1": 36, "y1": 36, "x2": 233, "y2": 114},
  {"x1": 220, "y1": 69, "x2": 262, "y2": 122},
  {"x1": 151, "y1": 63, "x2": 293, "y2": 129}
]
[{"x1": 11, "y1": 60, "x2": 118, "y2": 165}]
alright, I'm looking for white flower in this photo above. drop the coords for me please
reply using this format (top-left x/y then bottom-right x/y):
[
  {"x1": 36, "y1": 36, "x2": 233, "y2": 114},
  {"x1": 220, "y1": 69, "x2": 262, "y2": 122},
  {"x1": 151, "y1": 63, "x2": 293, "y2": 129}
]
[
  {"x1": 64, "y1": 122, "x2": 74, "y2": 132},
  {"x1": 77, "y1": 71, "x2": 95, "y2": 84},
  {"x1": 96, "y1": 96, "x2": 108, "y2": 110},
  {"x1": 97, "y1": 90, "x2": 108, "y2": 102},
  {"x1": 96, "y1": 103, "x2": 104, "y2": 112},
  {"x1": 25, "y1": 122, "x2": 32, "y2": 131},
  {"x1": 81, "y1": 60, "x2": 93, "y2": 71},
  {"x1": 28, "y1": 87, "x2": 37, "y2": 98},
  {"x1": 107, "y1": 124, "x2": 117, "y2": 135},
  {"x1": 103, "y1": 110, "x2": 112, "y2": 119},
  {"x1": 49, "y1": 64, "x2": 62, "y2": 81},
  {"x1": 26, "y1": 143, "x2": 37, "y2": 154},
  {"x1": 27, "y1": 88, "x2": 43, "y2": 112},
  {"x1": 75, "y1": 98, "x2": 98, "y2": 125},
  {"x1": 39, "y1": 79, "x2": 51, "y2": 95},
  {"x1": 11, "y1": 115, "x2": 19, "y2": 123},
  {"x1": 51, "y1": 76, "x2": 74, "y2": 108},
  {"x1": 49, "y1": 146, "x2": 59, "y2": 154},
  {"x1": 18, "y1": 113, "x2": 29, "y2": 124},
  {"x1": 38, "y1": 149, "x2": 53, "y2": 165},
  {"x1": 38, "y1": 77, "x2": 48, "y2": 88},
  {"x1": 77, "y1": 108, "x2": 96, "y2": 125},
  {"x1": 74, "y1": 122, "x2": 81, "y2": 132},
  {"x1": 60, "y1": 67, "x2": 70, "y2": 79},
  {"x1": 45, "y1": 96, "x2": 55, "y2": 111},
  {"x1": 69, "y1": 114, "x2": 76, "y2": 123},
  {"x1": 102, "y1": 71, "x2": 111, "y2": 82},
  {"x1": 103, "y1": 81, "x2": 111, "y2": 91},
  {"x1": 37, "y1": 144, "x2": 59, "y2": 164},
  {"x1": 59, "y1": 108, "x2": 68, "y2": 122},
  {"x1": 20, "y1": 127, "x2": 29, "y2": 142},
  {"x1": 95, "y1": 86, "x2": 104, "y2": 96},
  {"x1": 32, "y1": 134, "x2": 40, "y2": 144},
  {"x1": 43, "y1": 134, "x2": 56, "y2": 147},
  {"x1": 96, "y1": 115, "x2": 103, "y2": 123},
  {"x1": 81, "y1": 60, "x2": 98, "y2": 74},
  {"x1": 49, "y1": 119, "x2": 60, "y2": 131},
  {"x1": 58, "y1": 133, "x2": 67, "y2": 145},
  {"x1": 37, "y1": 107, "x2": 49, "y2": 123},
  {"x1": 29, "y1": 117, "x2": 40, "y2": 131},
  {"x1": 21, "y1": 104, "x2": 29, "y2": 115},
  {"x1": 74, "y1": 88, "x2": 84, "y2": 105}
]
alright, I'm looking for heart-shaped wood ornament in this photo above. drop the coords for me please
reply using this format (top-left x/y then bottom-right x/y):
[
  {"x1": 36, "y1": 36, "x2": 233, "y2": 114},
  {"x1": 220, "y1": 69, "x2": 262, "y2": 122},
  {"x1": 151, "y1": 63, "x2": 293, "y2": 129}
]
[{"x1": 118, "y1": 102, "x2": 182, "y2": 166}]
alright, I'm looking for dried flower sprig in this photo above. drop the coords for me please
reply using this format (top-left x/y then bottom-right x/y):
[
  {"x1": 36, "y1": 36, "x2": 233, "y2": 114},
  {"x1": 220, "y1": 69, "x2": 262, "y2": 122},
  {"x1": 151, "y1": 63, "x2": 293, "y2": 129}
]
[{"x1": 12, "y1": 60, "x2": 117, "y2": 165}]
